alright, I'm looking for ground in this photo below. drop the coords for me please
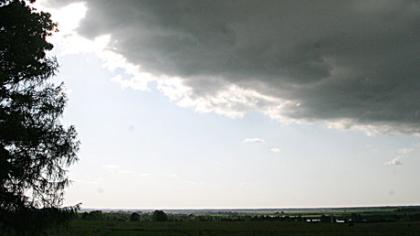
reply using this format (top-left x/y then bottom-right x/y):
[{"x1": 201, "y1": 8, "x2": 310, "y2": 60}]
[{"x1": 50, "y1": 220, "x2": 420, "y2": 236}]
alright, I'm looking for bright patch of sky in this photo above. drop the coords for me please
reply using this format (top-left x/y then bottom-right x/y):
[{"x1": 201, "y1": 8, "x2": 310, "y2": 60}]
[{"x1": 37, "y1": 1, "x2": 420, "y2": 209}]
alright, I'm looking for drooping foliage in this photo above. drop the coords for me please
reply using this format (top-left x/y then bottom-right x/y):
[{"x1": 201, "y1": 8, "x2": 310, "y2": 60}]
[{"x1": 0, "y1": 0, "x2": 79, "y2": 234}]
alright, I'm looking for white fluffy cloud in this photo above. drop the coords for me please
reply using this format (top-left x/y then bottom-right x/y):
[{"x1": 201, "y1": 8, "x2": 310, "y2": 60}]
[
  {"x1": 384, "y1": 145, "x2": 419, "y2": 166},
  {"x1": 384, "y1": 158, "x2": 403, "y2": 166},
  {"x1": 270, "y1": 148, "x2": 281, "y2": 153},
  {"x1": 242, "y1": 138, "x2": 265, "y2": 144},
  {"x1": 45, "y1": 0, "x2": 420, "y2": 134}
]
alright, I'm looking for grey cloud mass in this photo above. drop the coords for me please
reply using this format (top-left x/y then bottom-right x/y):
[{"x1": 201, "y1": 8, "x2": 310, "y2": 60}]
[{"x1": 50, "y1": 0, "x2": 420, "y2": 133}]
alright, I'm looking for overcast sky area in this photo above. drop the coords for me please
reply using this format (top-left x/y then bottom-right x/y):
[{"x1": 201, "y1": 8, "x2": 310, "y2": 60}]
[{"x1": 36, "y1": 0, "x2": 420, "y2": 209}]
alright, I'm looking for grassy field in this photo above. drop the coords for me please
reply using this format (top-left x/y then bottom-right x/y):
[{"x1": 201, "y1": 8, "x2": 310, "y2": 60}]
[{"x1": 50, "y1": 220, "x2": 420, "y2": 236}]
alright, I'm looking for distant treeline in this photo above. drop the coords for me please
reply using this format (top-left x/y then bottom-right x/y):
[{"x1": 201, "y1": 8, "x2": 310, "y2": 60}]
[{"x1": 76, "y1": 207, "x2": 420, "y2": 224}]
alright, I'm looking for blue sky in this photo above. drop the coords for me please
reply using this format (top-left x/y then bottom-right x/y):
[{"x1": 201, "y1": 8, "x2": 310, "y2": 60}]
[{"x1": 38, "y1": 1, "x2": 420, "y2": 209}]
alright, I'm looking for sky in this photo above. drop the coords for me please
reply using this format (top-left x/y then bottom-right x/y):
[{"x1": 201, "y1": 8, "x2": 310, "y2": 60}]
[{"x1": 35, "y1": 0, "x2": 420, "y2": 209}]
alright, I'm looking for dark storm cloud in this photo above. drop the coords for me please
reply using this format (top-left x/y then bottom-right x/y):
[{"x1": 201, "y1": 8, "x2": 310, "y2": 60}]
[{"x1": 49, "y1": 0, "x2": 420, "y2": 132}]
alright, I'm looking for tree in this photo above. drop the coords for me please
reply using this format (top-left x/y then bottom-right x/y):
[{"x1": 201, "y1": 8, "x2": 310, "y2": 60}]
[
  {"x1": 129, "y1": 212, "x2": 140, "y2": 222},
  {"x1": 0, "y1": 0, "x2": 79, "y2": 234},
  {"x1": 152, "y1": 210, "x2": 168, "y2": 222}
]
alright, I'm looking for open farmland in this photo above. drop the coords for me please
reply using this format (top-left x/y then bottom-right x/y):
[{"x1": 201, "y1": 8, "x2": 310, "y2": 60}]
[
  {"x1": 50, "y1": 220, "x2": 420, "y2": 236},
  {"x1": 45, "y1": 206, "x2": 420, "y2": 236}
]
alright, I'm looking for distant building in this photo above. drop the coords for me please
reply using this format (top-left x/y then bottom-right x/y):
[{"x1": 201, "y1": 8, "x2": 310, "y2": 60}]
[{"x1": 306, "y1": 218, "x2": 321, "y2": 223}]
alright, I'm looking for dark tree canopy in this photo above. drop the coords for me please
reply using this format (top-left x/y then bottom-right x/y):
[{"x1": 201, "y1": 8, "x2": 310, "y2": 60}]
[
  {"x1": 152, "y1": 210, "x2": 168, "y2": 222},
  {"x1": 129, "y1": 212, "x2": 140, "y2": 222},
  {"x1": 0, "y1": 0, "x2": 79, "y2": 234}
]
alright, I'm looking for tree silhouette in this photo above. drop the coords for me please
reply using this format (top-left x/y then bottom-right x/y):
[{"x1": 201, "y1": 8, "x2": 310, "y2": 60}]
[
  {"x1": 152, "y1": 210, "x2": 168, "y2": 222},
  {"x1": 0, "y1": 0, "x2": 79, "y2": 234},
  {"x1": 129, "y1": 212, "x2": 140, "y2": 222}
]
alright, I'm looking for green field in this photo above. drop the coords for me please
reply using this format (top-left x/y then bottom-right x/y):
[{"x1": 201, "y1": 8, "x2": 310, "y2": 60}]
[{"x1": 50, "y1": 220, "x2": 420, "y2": 236}]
